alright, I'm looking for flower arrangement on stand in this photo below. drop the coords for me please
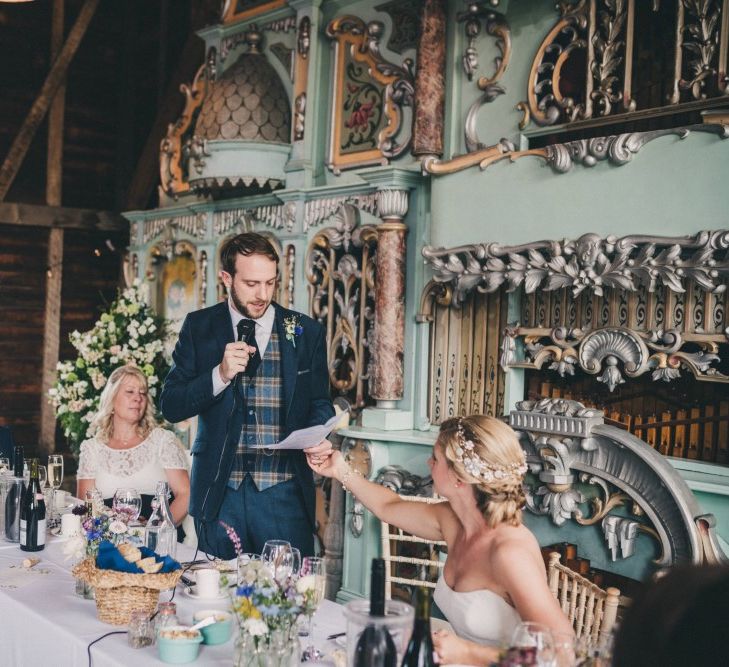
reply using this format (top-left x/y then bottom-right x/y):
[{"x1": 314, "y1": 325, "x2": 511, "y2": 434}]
[
  {"x1": 220, "y1": 523, "x2": 321, "y2": 667},
  {"x1": 48, "y1": 279, "x2": 170, "y2": 456}
]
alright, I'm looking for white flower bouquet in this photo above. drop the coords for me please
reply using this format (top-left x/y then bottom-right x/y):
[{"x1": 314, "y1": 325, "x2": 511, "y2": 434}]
[{"x1": 48, "y1": 280, "x2": 170, "y2": 455}]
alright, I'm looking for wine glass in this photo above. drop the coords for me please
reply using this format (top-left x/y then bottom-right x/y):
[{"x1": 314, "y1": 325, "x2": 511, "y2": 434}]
[
  {"x1": 300, "y1": 556, "x2": 326, "y2": 662},
  {"x1": 112, "y1": 487, "x2": 142, "y2": 523},
  {"x1": 261, "y1": 539, "x2": 294, "y2": 582},
  {"x1": 291, "y1": 547, "x2": 301, "y2": 577},
  {"x1": 48, "y1": 455, "x2": 64, "y2": 527},
  {"x1": 510, "y1": 622, "x2": 556, "y2": 667},
  {"x1": 37, "y1": 465, "x2": 47, "y2": 489}
]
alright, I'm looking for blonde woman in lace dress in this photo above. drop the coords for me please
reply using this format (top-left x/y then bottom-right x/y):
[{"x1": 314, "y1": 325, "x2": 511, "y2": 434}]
[
  {"x1": 309, "y1": 415, "x2": 573, "y2": 666},
  {"x1": 76, "y1": 365, "x2": 190, "y2": 526}
]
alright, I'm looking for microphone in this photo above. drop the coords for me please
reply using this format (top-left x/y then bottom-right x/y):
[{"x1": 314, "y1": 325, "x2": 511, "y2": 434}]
[{"x1": 234, "y1": 319, "x2": 256, "y2": 390}]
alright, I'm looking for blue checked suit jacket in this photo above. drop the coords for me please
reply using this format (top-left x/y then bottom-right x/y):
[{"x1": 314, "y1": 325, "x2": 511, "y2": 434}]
[{"x1": 160, "y1": 301, "x2": 334, "y2": 528}]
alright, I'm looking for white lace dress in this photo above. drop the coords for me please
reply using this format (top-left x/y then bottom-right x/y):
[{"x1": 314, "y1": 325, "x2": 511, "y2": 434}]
[
  {"x1": 77, "y1": 427, "x2": 189, "y2": 499},
  {"x1": 433, "y1": 573, "x2": 522, "y2": 647}
]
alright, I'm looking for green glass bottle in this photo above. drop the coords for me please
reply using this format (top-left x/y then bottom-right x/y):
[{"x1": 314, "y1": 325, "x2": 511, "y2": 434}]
[{"x1": 401, "y1": 587, "x2": 437, "y2": 667}]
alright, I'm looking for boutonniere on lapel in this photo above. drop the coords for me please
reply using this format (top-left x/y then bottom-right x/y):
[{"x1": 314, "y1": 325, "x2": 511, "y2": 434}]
[{"x1": 284, "y1": 315, "x2": 304, "y2": 347}]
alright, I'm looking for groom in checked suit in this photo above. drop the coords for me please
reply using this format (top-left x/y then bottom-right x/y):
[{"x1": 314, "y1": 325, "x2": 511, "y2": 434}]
[{"x1": 161, "y1": 233, "x2": 334, "y2": 558}]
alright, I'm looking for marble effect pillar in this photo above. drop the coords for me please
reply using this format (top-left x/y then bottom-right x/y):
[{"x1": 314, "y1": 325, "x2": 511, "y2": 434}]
[
  {"x1": 412, "y1": 0, "x2": 447, "y2": 158},
  {"x1": 372, "y1": 190, "x2": 409, "y2": 407}
]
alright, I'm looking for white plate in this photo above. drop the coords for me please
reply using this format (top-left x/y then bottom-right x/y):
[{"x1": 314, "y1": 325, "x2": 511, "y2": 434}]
[{"x1": 182, "y1": 586, "x2": 228, "y2": 601}]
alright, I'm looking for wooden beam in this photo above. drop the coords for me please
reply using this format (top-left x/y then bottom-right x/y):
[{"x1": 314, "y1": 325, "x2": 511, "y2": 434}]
[
  {"x1": 0, "y1": 202, "x2": 128, "y2": 231},
  {"x1": 40, "y1": 228, "x2": 63, "y2": 454},
  {"x1": 124, "y1": 33, "x2": 204, "y2": 210},
  {"x1": 0, "y1": 0, "x2": 99, "y2": 202},
  {"x1": 46, "y1": 0, "x2": 66, "y2": 207}
]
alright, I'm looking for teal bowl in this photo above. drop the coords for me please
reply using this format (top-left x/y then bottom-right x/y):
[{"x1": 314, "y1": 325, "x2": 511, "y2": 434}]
[
  {"x1": 157, "y1": 626, "x2": 203, "y2": 664},
  {"x1": 192, "y1": 609, "x2": 233, "y2": 645}
]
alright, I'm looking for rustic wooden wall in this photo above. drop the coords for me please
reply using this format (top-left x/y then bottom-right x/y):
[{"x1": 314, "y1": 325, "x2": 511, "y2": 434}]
[{"x1": 0, "y1": 222, "x2": 127, "y2": 457}]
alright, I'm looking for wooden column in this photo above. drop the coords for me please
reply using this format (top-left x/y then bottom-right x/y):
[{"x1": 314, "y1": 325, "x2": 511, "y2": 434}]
[
  {"x1": 371, "y1": 190, "x2": 409, "y2": 406},
  {"x1": 40, "y1": 0, "x2": 67, "y2": 453},
  {"x1": 412, "y1": 0, "x2": 447, "y2": 158},
  {"x1": 40, "y1": 230, "x2": 64, "y2": 454}
]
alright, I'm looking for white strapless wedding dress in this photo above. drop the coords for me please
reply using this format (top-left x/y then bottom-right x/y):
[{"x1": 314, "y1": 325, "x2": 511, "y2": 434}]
[{"x1": 433, "y1": 574, "x2": 522, "y2": 647}]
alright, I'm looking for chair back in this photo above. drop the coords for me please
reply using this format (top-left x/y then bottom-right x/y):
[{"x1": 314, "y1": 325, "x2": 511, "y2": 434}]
[
  {"x1": 547, "y1": 551, "x2": 620, "y2": 647},
  {"x1": 380, "y1": 495, "x2": 447, "y2": 600}
]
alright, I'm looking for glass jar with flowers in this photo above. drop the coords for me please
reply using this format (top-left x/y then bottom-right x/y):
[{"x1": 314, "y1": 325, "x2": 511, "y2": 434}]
[{"x1": 219, "y1": 522, "x2": 322, "y2": 667}]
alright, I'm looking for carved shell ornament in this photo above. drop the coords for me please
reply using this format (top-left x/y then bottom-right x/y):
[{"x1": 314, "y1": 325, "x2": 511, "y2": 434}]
[{"x1": 578, "y1": 328, "x2": 648, "y2": 375}]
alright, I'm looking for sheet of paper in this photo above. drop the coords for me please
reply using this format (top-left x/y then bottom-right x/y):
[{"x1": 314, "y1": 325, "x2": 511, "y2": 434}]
[{"x1": 251, "y1": 413, "x2": 344, "y2": 450}]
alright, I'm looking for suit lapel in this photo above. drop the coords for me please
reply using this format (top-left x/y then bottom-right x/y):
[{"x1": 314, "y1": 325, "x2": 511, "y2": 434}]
[
  {"x1": 213, "y1": 301, "x2": 235, "y2": 355},
  {"x1": 274, "y1": 303, "x2": 298, "y2": 425}
]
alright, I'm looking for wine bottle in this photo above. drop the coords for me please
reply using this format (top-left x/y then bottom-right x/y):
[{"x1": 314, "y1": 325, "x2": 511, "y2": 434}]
[
  {"x1": 401, "y1": 587, "x2": 437, "y2": 667},
  {"x1": 20, "y1": 458, "x2": 46, "y2": 552},
  {"x1": 354, "y1": 558, "x2": 398, "y2": 667},
  {"x1": 4, "y1": 444, "x2": 24, "y2": 542}
]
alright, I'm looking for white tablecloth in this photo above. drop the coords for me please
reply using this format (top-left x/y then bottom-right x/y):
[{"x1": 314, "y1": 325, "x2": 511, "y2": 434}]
[{"x1": 0, "y1": 536, "x2": 345, "y2": 667}]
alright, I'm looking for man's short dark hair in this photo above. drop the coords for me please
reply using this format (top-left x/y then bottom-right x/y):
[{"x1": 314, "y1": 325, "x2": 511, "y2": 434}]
[{"x1": 220, "y1": 233, "x2": 280, "y2": 275}]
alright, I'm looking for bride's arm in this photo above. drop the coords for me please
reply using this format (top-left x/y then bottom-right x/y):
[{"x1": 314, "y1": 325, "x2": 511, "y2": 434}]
[{"x1": 432, "y1": 630, "x2": 500, "y2": 666}]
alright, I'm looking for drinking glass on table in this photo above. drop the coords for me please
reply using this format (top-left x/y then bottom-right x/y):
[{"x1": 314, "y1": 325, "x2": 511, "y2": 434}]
[
  {"x1": 510, "y1": 622, "x2": 556, "y2": 667},
  {"x1": 48, "y1": 454, "x2": 64, "y2": 526},
  {"x1": 37, "y1": 465, "x2": 47, "y2": 490},
  {"x1": 113, "y1": 487, "x2": 142, "y2": 523},
  {"x1": 261, "y1": 539, "x2": 294, "y2": 581},
  {"x1": 300, "y1": 556, "x2": 326, "y2": 661}
]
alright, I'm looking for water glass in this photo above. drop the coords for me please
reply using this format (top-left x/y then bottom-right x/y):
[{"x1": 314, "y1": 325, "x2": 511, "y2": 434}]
[
  {"x1": 511, "y1": 622, "x2": 556, "y2": 667},
  {"x1": 113, "y1": 487, "x2": 142, "y2": 523},
  {"x1": 261, "y1": 539, "x2": 294, "y2": 581}
]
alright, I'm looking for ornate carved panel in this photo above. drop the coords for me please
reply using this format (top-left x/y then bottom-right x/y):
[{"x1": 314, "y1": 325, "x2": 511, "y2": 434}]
[
  {"x1": 326, "y1": 16, "x2": 414, "y2": 174},
  {"x1": 510, "y1": 398, "x2": 724, "y2": 568},
  {"x1": 418, "y1": 282, "x2": 507, "y2": 425},
  {"x1": 306, "y1": 204, "x2": 378, "y2": 413},
  {"x1": 517, "y1": 0, "x2": 729, "y2": 130}
]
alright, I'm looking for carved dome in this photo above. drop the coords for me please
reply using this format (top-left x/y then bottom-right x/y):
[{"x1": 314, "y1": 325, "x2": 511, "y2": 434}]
[{"x1": 195, "y1": 51, "x2": 290, "y2": 143}]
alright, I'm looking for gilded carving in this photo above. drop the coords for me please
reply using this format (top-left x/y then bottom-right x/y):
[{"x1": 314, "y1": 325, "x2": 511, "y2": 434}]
[
  {"x1": 326, "y1": 16, "x2": 415, "y2": 173},
  {"x1": 306, "y1": 205, "x2": 378, "y2": 413}
]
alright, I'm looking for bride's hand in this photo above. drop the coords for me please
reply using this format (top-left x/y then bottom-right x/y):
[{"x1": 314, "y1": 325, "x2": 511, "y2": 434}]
[
  {"x1": 432, "y1": 629, "x2": 477, "y2": 666},
  {"x1": 306, "y1": 449, "x2": 345, "y2": 479}
]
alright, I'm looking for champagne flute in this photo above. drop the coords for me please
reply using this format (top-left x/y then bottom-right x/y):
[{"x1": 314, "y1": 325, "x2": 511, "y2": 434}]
[
  {"x1": 112, "y1": 487, "x2": 142, "y2": 523},
  {"x1": 300, "y1": 556, "x2": 326, "y2": 662},
  {"x1": 48, "y1": 454, "x2": 64, "y2": 527},
  {"x1": 261, "y1": 539, "x2": 294, "y2": 582}
]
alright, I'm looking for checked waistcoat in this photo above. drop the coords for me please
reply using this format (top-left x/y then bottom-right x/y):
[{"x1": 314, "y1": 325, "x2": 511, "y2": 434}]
[{"x1": 228, "y1": 331, "x2": 294, "y2": 491}]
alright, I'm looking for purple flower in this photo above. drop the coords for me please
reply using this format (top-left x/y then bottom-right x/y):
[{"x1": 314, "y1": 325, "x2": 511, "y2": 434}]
[
  {"x1": 294, "y1": 325, "x2": 303, "y2": 336},
  {"x1": 219, "y1": 520, "x2": 243, "y2": 557}
]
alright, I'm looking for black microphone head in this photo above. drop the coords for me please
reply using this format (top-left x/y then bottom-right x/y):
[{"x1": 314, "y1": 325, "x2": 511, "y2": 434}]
[{"x1": 236, "y1": 318, "x2": 256, "y2": 343}]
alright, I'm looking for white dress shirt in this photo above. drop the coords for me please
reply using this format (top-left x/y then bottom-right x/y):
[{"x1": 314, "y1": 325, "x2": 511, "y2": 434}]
[{"x1": 211, "y1": 300, "x2": 276, "y2": 396}]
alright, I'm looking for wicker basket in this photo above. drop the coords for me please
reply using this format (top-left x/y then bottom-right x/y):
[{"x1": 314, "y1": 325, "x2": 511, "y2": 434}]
[{"x1": 72, "y1": 558, "x2": 183, "y2": 625}]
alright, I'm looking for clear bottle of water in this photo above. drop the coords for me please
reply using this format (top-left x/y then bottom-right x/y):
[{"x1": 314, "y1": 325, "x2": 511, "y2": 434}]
[{"x1": 144, "y1": 481, "x2": 176, "y2": 558}]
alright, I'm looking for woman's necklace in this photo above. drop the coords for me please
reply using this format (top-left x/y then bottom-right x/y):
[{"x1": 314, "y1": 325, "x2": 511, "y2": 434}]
[{"x1": 115, "y1": 424, "x2": 136, "y2": 448}]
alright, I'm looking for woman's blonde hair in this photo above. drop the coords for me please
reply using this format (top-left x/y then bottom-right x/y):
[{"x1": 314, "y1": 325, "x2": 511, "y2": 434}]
[
  {"x1": 90, "y1": 365, "x2": 157, "y2": 443},
  {"x1": 438, "y1": 415, "x2": 527, "y2": 528}
]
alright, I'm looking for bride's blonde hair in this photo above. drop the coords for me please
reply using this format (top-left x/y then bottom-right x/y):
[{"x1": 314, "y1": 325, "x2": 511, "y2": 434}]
[
  {"x1": 438, "y1": 415, "x2": 527, "y2": 528},
  {"x1": 90, "y1": 365, "x2": 157, "y2": 443}
]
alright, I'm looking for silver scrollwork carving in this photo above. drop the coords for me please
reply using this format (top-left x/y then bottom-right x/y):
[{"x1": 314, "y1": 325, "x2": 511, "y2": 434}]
[{"x1": 423, "y1": 229, "x2": 729, "y2": 305}]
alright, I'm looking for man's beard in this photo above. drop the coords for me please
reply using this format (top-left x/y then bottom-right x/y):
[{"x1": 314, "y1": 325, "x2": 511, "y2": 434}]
[{"x1": 230, "y1": 284, "x2": 269, "y2": 319}]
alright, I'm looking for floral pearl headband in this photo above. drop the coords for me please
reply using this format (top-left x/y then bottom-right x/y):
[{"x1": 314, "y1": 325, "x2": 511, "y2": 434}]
[{"x1": 453, "y1": 419, "x2": 528, "y2": 484}]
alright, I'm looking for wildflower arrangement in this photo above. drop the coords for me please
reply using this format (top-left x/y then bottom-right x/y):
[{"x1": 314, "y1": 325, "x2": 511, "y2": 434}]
[
  {"x1": 48, "y1": 279, "x2": 170, "y2": 455},
  {"x1": 63, "y1": 509, "x2": 129, "y2": 562},
  {"x1": 221, "y1": 522, "x2": 320, "y2": 642}
]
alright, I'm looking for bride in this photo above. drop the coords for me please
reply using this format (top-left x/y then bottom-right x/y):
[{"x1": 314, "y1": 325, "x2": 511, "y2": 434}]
[{"x1": 308, "y1": 415, "x2": 573, "y2": 665}]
